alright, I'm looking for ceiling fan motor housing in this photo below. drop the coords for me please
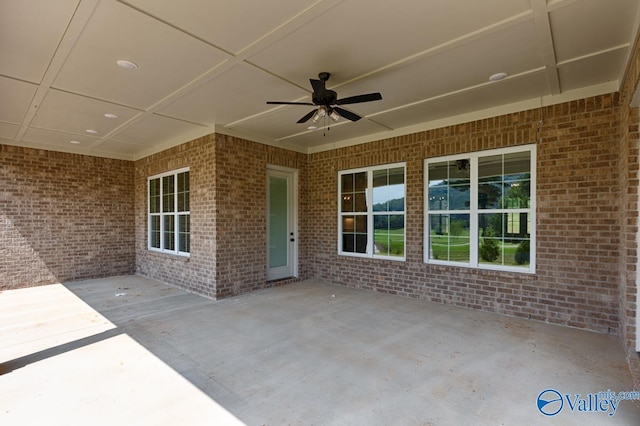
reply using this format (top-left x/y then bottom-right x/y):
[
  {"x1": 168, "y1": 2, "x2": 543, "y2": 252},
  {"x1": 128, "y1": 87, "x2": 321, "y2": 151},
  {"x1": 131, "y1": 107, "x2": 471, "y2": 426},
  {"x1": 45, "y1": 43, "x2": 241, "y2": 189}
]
[{"x1": 313, "y1": 90, "x2": 337, "y2": 106}]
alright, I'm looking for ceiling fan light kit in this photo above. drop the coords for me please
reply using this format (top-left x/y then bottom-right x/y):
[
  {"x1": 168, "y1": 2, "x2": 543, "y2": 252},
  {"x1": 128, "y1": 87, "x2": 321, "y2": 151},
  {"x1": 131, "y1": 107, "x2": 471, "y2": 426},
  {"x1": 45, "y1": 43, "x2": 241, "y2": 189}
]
[{"x1": 267, "y1": 72, "x2": 382, "y2": 125}]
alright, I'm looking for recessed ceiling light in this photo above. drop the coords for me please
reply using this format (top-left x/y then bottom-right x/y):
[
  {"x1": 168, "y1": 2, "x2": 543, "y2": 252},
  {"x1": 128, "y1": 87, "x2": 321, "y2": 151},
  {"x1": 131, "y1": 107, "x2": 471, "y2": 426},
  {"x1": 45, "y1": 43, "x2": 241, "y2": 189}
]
[
  {"x1": 307, "y1": 125, "x2": 318, "y2": 131},
  {"x1": 85, "y1": 129, "x2": 98, "y2": 134},
  {"x1": 70, "y1": 140, "x2": 81, "y2": 145},
  {"x1": 104, "y1": 113, "x2": 119, "y2": 119},
  {"x1": 116, "y1": 59, "x2": 138, "y2": 70},
  {"x1": 489, "y1": 72, "x2": 508, "y2": 82}
]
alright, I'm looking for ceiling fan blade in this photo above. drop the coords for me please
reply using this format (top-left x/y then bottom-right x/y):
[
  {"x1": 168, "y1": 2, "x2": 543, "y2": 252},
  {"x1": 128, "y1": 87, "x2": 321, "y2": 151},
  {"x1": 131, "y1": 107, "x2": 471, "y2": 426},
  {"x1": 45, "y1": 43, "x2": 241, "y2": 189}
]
[
  {"x1": 267, "y1": 101, "x2": 314, "y2": 105},
  {"x1": 297, "y1": 109, "x2": 317, "y2": 123},
  {"x1": 334, "y1": 106, "x2": 362, "y2": 122},
  {"x1": 336, "y1": 92, "x2": 382, "y2": 105}
]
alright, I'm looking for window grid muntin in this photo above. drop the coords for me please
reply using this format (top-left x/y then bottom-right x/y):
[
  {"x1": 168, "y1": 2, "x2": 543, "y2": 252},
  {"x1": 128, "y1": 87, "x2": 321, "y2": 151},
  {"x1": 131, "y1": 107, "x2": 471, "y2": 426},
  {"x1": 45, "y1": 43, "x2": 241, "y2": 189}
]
[
  {"x1": 425, "y1": 145, "x2": 535, "y2": 273},
  {"x1": 148, "y1": 167, "x2": 190, "y2": 256}
]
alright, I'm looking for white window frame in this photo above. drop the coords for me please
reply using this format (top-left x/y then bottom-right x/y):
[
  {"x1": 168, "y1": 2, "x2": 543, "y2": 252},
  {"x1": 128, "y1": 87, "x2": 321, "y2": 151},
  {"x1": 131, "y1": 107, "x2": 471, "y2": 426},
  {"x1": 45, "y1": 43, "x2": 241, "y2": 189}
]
[
  {"x1": 424, "y1": 145, "x2": 536, "y2": 273},
  {"x1": 148, "y1": 167, "x2": 190, "y2": 257},
  {"x1": 338, "y1": 162, "x2": 406, "y2": 261}
]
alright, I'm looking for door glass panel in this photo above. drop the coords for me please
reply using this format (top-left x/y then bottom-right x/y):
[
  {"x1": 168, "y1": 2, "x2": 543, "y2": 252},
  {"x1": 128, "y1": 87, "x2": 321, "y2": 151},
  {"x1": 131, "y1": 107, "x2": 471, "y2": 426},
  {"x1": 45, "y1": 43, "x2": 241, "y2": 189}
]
[{"x1": 269, "y1": 175, "x2": 288, "y2": 268}]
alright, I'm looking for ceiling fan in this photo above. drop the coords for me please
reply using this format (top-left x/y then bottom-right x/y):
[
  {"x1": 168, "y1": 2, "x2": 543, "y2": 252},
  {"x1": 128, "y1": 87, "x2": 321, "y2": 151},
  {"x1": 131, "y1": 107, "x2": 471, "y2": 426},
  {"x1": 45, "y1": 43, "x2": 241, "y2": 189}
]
[{"x1": 266, "y1": 72, "x2": 382, "y2": 124}]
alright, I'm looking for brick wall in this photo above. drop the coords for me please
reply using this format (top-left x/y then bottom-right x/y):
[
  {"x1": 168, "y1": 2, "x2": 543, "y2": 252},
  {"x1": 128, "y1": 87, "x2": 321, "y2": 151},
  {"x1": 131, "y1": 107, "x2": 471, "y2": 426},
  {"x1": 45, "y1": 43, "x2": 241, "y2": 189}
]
[
  {"x1": 134, "y1": 135, "x2": 218, "y2": 298},
  {"x1": 308, "y1": 95, "x2": 621, "y2": 334},
  {"x1": 213, "y1": 134, "x2": 308, "y2": 298},
  {"x1": 0, "y1": 145, "x2": 134, "y2": 289},
  {"x1": 133, "y1": 133, "x2": 307, "y2": 299}
]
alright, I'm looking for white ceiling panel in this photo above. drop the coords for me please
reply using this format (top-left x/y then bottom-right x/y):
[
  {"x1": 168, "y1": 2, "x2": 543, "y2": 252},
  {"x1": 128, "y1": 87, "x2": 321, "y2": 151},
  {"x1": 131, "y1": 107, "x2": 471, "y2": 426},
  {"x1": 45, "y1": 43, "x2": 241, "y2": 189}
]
[
  {"x1": 31, "y1": 90, "x2": 142, "y2": 136},
  {"x1": 89, "y1": 140, "x2": 149, "y2": 159},
  {"x1": 549, "y1": 0, "x2": 638, "y2": 63},
  {"x1": 0, "y1": 123, "x2": 20, "y2": 140},
  {"x1": 2, "y1": 0, "x2": 639, "y2": 159},
  {"x1": 0, "y1": 77, "x2": 37, "y2": 124},
  {"x1": 558, "y1": 49, "x2": 629, "y2": 92},
  {"x1": 0, "y1": 0, "x2": 79, "y2": 83},
  {"x1": 52, "y1": 0, "x2": 230, "y2": 109},
  {"x1": 247, "y1": 0, "x2": 532, "y2": 88},
  {"x1": 22, "y1": 128, "x2": 101, "y2": 148},
  {"x1": 328, "y1": 19, "x2": 542, "y2": 119},
  {"x1": 372, "y1": 72, "x2": 549, "y2": 131},
  {"x1": 157, "y1": 63, "x2": 311, "y2": 126},
  {"x1": 121, "y1": 0, "x2": 320, "y2": 55},
  {"x1": 113, "y1": 114, "x2": 209, "y2": 146}
]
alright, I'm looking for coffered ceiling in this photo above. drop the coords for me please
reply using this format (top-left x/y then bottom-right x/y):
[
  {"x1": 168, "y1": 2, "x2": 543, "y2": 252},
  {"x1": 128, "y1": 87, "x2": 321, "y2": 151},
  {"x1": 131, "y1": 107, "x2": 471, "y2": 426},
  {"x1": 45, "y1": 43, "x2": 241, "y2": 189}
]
[{"x1": 1, "y1": 0, "x2": 639, "y2": 160}]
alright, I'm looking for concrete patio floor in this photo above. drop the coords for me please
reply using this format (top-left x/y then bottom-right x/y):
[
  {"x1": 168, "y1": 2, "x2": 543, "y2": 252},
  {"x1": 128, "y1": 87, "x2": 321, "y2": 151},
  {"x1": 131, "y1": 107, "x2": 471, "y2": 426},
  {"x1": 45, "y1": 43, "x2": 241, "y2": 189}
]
[{"x1": 1, "y1": 275, "x2": 639, "y2": 425}]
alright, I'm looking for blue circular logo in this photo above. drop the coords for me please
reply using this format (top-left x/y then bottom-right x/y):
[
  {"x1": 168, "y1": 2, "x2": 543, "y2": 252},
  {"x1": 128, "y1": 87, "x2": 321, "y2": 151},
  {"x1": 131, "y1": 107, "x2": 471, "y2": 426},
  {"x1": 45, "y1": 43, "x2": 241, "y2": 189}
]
[{"x1": 537, "y1": 389, "x2": 563, "y2": 416}]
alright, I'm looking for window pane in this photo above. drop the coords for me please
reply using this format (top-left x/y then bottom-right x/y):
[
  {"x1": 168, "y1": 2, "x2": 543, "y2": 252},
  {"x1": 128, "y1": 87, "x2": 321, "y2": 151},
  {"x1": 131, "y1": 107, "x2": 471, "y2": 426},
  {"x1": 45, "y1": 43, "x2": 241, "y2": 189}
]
[
  {"x1": 343, "y1": 234, "x2": 355, "y2": 252},
  {"x1": 354, "y1": 193, "x2": 367, "y2": 212},
  {"x1": 162, "y1": 176, "x2": 175, "y2": 212},
  {"x1": 355, "y1": 234, "x2": 367, "y2": 253},
  {"x1": 504, "y1": 180, "x2": 530, "y2": 209},
  {"x1": 428, "y1": 189, "x2": 447, "y2": 210},
  {"x1": 177, "y1": 171, "x2": 190, "y2": 212},
  {"x1": 163, "y1": 215, "x2": 175, "y2": 251},
  {"x1": 511, "y1": 238, "x2": 530, "y2": 267},
  {"x1": 342, "y1": 194, "x2": 354, "y2": 212},
  {"x1": 341, "y1": 172, "x2": 367, "y2": 213},
  {"x1": 178, "y1": 214, "x2": 190, "y2": 253},
  {"x1": 343, "y1": 216, "x2": 355, "y2": 232},
  {"x1": 429, "y1": 214, "x2": 469, "y2": 262},
  {"x1": 479, "y1": 213, "x2": 503, "y2": 265},
  {"x1": 374, "y1": 214, "x2": 404, "y2": 257},
  {"x1": 478, "y1": 152, "x2": 532, "y2": 210},
  {"x1": 373, "y1": 169, "x2": 388, "y2": 211},
  {"x1": 478, "y1": 182, "x2": 502, "y2": 209},
  {"x1": 479, "y1": 155, "x2": 502, "y2": 182},
  {"x1": 342, "y1": 215, "x2": 367, "y2": 254},
  {"x1": 354, "y1": 172, "x2": 367, "y2": 191},
  {"x1": 429, "y1": 161, "x2": 469, "y2": 211},
  {"x1": 428, "y1": 161, "x2": 448, "y2": 182},
  {"x1": 150, "y1": 216, "x2": 160, "y2": 249},
  {"x1": 149, "y1": 178, "x2": 160, "y2": 213},
  {"x1": 341, "y1": 174, "x2": 353, "y2": 192},
  {"x1": 374, "y1": 167, "x2": 405, "y2": 212},
  {"x1": 506, "y1": 212, "x2": 530, "y2": 238},
  {"x1": 449, "y1": 185, "x2": 470, "y2": 210},
  {"x1": 504, "y1": 151, "x2": 531, "y2": 180},
  {"x1": 449, "y1": 214, "x2": 470, "y2": 262},
  {"x1": 450, "y1": 160, "x2": 470, "y2": 184},
  {"x1": 342, "y1": 233, "x2": 368, "y2": 254}
]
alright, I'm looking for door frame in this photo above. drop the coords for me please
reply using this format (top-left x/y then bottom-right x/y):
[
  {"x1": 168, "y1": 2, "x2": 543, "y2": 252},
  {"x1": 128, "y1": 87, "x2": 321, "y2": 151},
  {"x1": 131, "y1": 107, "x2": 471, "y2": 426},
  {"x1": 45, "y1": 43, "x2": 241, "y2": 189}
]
[{"x1": 266, "y1": 165, "x2": 298, "y2": 280}]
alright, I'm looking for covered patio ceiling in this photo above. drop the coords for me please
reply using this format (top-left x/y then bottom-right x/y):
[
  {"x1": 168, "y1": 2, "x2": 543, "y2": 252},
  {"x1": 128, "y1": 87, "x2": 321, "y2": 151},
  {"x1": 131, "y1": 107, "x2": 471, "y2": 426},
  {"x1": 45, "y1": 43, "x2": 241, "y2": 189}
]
[{"x1": 1, "y1": 0, "x2": 639, "y2": 160}]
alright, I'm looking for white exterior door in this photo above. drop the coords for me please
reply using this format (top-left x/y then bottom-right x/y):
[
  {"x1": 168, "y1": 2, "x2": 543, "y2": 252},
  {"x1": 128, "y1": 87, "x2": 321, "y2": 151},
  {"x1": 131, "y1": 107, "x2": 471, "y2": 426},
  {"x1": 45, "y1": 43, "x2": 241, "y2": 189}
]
[{"x1": 267, "y1": 167, "x2": 297, "y2": 281}]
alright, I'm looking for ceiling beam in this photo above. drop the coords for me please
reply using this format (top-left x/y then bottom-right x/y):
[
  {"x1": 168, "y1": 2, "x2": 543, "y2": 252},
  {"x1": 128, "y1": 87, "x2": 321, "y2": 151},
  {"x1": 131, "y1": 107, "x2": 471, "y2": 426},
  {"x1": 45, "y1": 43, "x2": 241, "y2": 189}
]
[{"x1": 529, "y1": 0, "x2": 561, "y2": 95}]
